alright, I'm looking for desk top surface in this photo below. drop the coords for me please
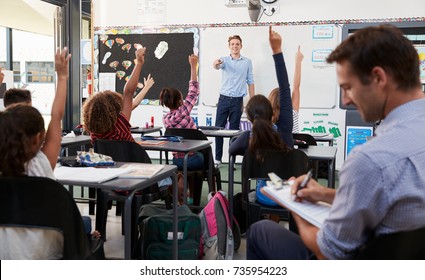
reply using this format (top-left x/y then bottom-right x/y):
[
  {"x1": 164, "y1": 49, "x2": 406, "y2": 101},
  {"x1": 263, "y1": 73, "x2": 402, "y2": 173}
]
[
  {"x1": 61, "y1": 135, "x2": 91, "y2": 146},
  {"x1": 55, "y1": 163, "x2": 176, "y2": 190},
  {"x1": 299, "y1": 146, "x2": 337, "y2": 160},
  {"x1": 130, "y1": 126, "x2": 162, "y2": 134},
  {"x1": 138, "y1": 139, "x2": 212, "y2": 152},
  {"x1": 201, "y1": 129, "x2": 243, "y2": 138}
]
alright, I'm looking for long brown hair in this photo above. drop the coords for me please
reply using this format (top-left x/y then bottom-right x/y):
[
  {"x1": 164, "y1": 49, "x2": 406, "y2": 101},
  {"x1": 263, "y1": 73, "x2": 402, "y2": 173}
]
[
  {"x1": 0, "y1": 105, "x2": 44, "y2": 176},
  {"x1": 246, "y1": 95, "x2": 289, "y2": 161}
]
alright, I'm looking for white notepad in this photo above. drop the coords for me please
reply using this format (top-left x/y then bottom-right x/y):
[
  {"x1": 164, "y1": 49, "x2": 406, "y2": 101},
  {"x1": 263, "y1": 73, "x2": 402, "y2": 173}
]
[
  {"x1": 261, "y1": 182, "x2": 331, "y2": 228},
  {"x1": 54, "y1": 166, "x2": 133, "y2": 183}
]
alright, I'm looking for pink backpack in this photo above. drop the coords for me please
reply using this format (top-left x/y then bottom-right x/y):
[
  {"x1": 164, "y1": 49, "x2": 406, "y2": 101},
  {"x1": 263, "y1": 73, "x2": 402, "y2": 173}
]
[{"x1": 198, "y1": 191, "x2": 241, "y2": 260}]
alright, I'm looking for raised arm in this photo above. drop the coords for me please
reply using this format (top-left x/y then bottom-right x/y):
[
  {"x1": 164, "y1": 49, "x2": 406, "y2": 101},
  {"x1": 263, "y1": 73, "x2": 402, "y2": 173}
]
[
  {"x1": 132, "y1": 74, "x2": 154, "y2": 110},
  {"x1": 42, "y1": 47, "x2": 71, "y2": 169},
  {"x1": 123, "y1": 46, "x2": 145, "y2": 119},
  {"x1": 0, "y1": 68, "x2": 4, "y2": 84},
  {"x1": 292, "y1": 46, "x2": 304, "y2": 112},
  {"x1": 269, "y1": 25, "x2": 293, "y2": 147},
  {"x1": 189, "y1": 54, "x2": 198, "y2": 81}
]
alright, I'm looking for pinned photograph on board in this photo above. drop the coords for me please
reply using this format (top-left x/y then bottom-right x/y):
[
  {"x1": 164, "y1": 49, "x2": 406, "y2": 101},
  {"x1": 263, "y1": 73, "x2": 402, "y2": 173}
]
[{"x1": 155, "y1": 41, "x2": 168, "y2": 59}]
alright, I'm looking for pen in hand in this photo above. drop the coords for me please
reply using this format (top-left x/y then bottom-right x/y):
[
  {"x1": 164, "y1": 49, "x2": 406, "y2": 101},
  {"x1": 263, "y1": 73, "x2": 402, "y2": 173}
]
[{"x1": 296, "y1": 169, "x2": 314, "y2": 197}]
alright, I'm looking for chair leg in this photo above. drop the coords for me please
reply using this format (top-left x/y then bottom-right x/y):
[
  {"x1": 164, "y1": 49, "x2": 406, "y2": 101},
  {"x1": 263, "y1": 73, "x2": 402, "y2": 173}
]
[
  {"x1": 115, "y1": 201, "x2": 123, "y2": 216},
  {"x1": 215, "y1": 171, "x2": 222, "y2": 191},
  {"x1": 89, "y1": 187, "x2": 96, "y2": 215},
  {"x1": 95, "y1": 189, "x2": 110, "y2": 240}
]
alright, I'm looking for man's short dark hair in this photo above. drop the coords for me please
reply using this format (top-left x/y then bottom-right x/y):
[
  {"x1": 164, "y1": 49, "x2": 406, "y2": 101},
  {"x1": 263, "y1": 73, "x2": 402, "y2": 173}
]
[
  {"x1": 228, "y1": 35, "x2": 242, "y2": 44},
  {"x1": 3, "y1": 88, "x2": 32, "y2": 107}
]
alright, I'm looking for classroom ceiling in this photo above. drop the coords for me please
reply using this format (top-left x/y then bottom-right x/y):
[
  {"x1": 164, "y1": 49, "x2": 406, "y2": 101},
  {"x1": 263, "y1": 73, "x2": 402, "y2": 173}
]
[{"x1": 0, "y1": 0, "x2": 56, "y2": 36}]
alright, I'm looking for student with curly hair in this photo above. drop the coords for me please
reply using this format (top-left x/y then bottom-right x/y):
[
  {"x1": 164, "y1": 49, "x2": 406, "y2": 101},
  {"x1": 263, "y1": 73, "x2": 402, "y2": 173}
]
[{"x1": 82, "y1": 47, "x2": 146, "y2": 143}]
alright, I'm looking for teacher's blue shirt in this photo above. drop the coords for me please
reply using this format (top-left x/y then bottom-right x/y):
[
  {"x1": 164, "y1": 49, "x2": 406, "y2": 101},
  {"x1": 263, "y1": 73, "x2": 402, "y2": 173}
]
[{"x1": 218, "y1": 55, "x2": 254, "y2": 97}]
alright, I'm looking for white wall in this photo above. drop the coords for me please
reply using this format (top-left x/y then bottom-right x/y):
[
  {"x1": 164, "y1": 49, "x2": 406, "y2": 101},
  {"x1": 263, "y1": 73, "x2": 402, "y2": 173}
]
[{"x1": 92, "y1": 0, "x2": 425, "y2": 168}]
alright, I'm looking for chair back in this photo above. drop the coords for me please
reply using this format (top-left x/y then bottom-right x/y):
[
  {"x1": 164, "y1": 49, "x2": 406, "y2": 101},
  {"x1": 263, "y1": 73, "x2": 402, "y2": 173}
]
[
  {"x1": 164, "y1": 128, "x2": 212, "y2": 169},
  {"x1": 94, "y1": 139, "x2": 152, "y2": 163},
  {"x1": 0, "y1": 176, "x2": 102, "y2": 259},
  {"x1": 354, "y1": 227, "x2": 425, "y2": 259},
  {"x1": 293, "y1": 133, "x2": 317, "y2": 146},
  {"x1": 241, "y1": 149, "x2": 309, "y2": 227},
  {"x1": 242, "y1": 149, "x2": 309, "y2": 189}
]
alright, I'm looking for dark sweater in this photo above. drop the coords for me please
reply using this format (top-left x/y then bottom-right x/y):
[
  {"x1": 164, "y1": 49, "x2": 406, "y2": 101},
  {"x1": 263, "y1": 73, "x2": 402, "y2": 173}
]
[{"x1": 229, "y1": 52, "x2": 294, "y2": 156}]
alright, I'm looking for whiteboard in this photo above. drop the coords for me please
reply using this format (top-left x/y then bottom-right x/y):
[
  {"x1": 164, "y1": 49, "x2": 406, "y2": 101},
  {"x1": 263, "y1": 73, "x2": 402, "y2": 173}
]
[{"x1": 199, "y1": 24, "x2": 341, "y2": 109}]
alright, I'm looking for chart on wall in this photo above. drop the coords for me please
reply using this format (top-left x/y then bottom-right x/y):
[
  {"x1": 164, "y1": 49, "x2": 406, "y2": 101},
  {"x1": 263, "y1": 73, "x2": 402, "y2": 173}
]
[
  {"x1": 199, "y1": 24, "x2": 341, "y2": 109},
  {"x1": 95, "y1": 28, "x2": 198, "y2": 104}
]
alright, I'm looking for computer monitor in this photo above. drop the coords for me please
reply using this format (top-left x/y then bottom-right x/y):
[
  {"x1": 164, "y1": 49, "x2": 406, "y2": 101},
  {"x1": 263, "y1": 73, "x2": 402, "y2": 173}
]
[{"x1": 345, "y1": 126, "x2": 373, "y2": 158}]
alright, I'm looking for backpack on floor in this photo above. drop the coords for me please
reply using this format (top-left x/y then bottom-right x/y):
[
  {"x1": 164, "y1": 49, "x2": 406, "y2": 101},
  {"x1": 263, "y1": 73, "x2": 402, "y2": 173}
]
[
  {"x1": 133, "y1": 204, "x2": 201, "y2": 260},
  {"x1": 199, "y1": 191, "x2": 241, "y2": 260}
]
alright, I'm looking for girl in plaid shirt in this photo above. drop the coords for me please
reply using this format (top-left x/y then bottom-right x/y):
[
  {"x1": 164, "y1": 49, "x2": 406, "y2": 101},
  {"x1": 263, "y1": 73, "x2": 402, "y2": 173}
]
[{"x1": 160, "y1": 54, "x2": 203, "y2": 204}]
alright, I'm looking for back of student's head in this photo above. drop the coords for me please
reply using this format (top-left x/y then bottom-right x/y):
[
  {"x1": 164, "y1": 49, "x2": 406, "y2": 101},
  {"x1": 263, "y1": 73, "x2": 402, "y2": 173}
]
[
  {"x1": 82, "y1": 90, "x2": 122, "y2": 135},
  {"x1": 0, "y1": 104, "x2": 44, "y2": 176},
  {"x1": 159, "y1": 87, "x2": 182, "y2": 110},
  {"x1": 327, "y1": 24, "x2": 421, "y2": 91},
  {"x1": 3, "y1": 88, "x2": 32, "y2": 107},
  {"x1": 246, "y1": 95, "x2": 289, "y2": 160},
  {"x1": 268, "y1": 88, "x2": 280, "y2": 124}
]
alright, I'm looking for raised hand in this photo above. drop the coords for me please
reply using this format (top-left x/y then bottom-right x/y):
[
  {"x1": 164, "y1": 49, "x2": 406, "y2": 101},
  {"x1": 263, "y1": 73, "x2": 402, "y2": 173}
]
[
  {"x1": 55, "y1": 47, "x2": 71, "y2": 79},
  {"x1": 135, "y1": 46, "x2": 146, "y2": 65},
  {"x1": 269, "y1": 25, "x2": 282, "y2": 54}
]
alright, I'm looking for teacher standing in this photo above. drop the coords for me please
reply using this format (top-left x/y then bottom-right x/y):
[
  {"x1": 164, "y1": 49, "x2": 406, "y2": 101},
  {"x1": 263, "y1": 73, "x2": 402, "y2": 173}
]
[{"x1": 213, "y1": 35, "x2": 255, "y2": 165}]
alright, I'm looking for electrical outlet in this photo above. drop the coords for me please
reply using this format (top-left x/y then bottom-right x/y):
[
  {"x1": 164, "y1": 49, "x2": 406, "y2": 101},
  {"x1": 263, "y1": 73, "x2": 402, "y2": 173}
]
[
  {"x1": 224, "y1": 0, "x2": 248, "y2": 7},
  {"x1": 264, "y1": 5, "x2": 280, "y2": 15}
]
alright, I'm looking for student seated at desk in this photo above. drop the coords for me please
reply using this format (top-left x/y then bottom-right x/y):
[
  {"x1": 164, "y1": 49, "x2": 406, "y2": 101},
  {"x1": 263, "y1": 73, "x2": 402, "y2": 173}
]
[
  {"x1": 83, "y1": 47, "x2": 146, "y2": 143},
  {"x1": 0, "y1": 48, "x2": 98, "y2": 239},
  {"x1": 159, "y1": 53, "x2": 202, "y2": 205},
  {"x1": 3, "y1": 88, "x2": 32, "y2": 107}
]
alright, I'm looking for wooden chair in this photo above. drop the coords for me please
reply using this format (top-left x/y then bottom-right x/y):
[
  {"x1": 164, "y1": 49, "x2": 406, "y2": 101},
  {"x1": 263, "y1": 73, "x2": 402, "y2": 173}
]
[{"x1": 0, "y1": 176, "x2": 104, "y2": 259}]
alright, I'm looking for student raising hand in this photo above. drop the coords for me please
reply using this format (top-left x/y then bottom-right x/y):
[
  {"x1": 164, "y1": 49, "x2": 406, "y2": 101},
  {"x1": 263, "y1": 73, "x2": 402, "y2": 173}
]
[
  {"x1": 188, "y1": 54, "x2": 198, "y2": 81},
  {"x1": 269, "y1": 25, "x2": 282, "y2": 55},
  {"x1": 43, "y1": 47, "x2": 71, "y2": 170},
  {"x1": 0, "y1": 68, "x2": 4, "y2": 84}
]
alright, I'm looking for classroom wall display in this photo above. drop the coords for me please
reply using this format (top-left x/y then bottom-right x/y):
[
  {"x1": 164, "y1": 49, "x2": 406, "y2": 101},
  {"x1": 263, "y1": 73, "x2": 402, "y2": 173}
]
[
  {"x1": 94, "y1": 27, "x2": 199, "y2": 104},
  {"x1": 199, "y1": 24, "x2": 341, "y2": 109}
]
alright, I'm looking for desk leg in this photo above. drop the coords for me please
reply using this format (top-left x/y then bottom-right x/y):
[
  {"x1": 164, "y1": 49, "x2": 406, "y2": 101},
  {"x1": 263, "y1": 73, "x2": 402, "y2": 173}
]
[
  {"x1": 328, "y1": 158, "x2": 335, "y2": 188},
  {"x1": 124, "y1": 191, "x2": 136, "y2": 260},
  {"x1": 208, "y1": 150, "x2": 213, "y2": 192},
  {"x1": 228, "y1": 155, "x2": 235, "y2": 230},
  {"x1": 183, "y1": 153, "x2": 189, "y2": 204},
  {"x1": 172, "y1": 172, "x2": 178, "y2": 260}
]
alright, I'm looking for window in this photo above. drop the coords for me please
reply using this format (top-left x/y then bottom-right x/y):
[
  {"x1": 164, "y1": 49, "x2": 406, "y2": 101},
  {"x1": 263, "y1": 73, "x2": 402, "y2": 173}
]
[
  {"x1": 25, "y1": 61, "x2": 54, "y2": 83},
  {"x1": 0, "y1": 61, "x2": 21, "y2": 83}
]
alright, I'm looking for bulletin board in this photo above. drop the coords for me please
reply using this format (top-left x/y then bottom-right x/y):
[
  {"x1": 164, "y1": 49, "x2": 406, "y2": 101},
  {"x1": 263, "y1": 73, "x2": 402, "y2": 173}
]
[{"x1": 95, "y1": 29, "x2": 198, "y2": 102}]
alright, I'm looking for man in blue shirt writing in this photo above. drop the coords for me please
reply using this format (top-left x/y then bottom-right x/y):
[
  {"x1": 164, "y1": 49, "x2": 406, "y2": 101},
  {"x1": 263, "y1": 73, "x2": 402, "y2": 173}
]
[
  {"x1": 213, "y1": 35, "x2": 255, "y2": 165},
  {"x1": 247, "y1": 24, "x2": 425, "y2": 259}
]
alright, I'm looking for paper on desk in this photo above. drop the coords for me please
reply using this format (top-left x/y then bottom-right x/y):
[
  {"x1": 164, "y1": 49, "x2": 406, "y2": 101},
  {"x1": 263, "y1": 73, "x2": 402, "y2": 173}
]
[
  {"x1": 54, "y1": 166, "x2": 133, "y2": 183},
  {"x1": 63, "y1": 131, "x2": 76, "y2": 138}
]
